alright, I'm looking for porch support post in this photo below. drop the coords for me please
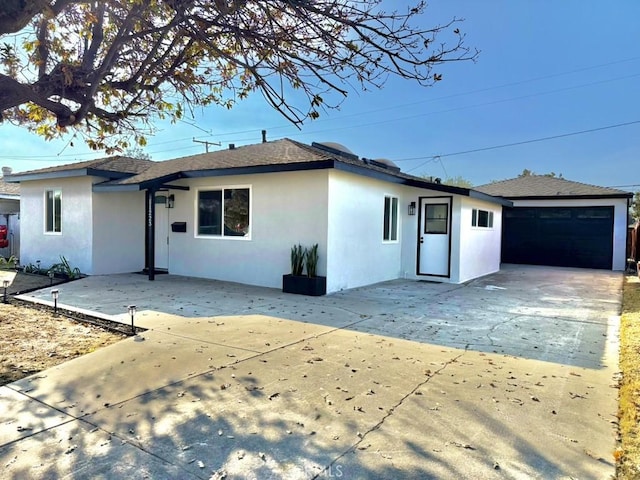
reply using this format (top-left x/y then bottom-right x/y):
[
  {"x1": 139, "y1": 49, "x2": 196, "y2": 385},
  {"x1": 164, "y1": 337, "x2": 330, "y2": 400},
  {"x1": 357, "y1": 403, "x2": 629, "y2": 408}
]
[{"x1": 145, "y1": 188, "x2": 156, "y2": 281}]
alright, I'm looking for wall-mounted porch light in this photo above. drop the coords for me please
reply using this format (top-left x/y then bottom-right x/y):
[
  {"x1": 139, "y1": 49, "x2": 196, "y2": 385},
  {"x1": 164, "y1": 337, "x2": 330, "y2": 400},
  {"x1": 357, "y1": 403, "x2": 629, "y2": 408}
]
[
  {"x1": 166, "y1": 194, "x2": 175, "y2": 209},
  {"x1": 128, "y1": 305, "x2": 137, "y2": 334},
  {"x1": 3, "y1": 279, "x2": 9, "y2": 303},
  {"x1": 51, "y1": 289, "x2": 59, "y2": 313},
  {"x1": 408, "y1": 201, "x2": 416, "y2": 216}
]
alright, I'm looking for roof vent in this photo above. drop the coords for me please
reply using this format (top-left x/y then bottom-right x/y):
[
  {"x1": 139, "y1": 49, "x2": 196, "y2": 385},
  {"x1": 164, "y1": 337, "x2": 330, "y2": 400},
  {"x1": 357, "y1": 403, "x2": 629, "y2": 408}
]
[{"x1": 311, "y1": 142, "x2": 359, "y2": 161}]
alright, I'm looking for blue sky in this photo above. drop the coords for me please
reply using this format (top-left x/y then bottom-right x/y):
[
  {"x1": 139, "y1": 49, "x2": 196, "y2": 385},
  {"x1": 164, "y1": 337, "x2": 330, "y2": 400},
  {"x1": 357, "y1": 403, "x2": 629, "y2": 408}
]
[{"x1": 1, "y1": 1, "x2": 639, "y2": 190}]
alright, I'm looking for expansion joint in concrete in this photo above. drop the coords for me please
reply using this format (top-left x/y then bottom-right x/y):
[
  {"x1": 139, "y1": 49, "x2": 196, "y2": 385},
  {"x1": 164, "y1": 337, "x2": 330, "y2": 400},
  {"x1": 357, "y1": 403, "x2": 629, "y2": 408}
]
[{"x1": 312, "y1": 349, "x2": 468, "y2": 480}]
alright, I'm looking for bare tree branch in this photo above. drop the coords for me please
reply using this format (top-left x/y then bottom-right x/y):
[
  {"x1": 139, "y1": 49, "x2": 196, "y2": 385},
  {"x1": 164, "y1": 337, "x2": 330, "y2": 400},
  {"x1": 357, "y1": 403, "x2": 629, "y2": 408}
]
[{"x1": 0, "y1": 0, "x2": 478, "y2": 152}]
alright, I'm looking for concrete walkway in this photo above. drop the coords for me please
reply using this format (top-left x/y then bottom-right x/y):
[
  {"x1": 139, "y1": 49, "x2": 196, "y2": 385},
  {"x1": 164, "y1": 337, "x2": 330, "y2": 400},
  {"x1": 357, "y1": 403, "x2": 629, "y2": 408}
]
[{"x1": 0, "y1": 265, "x2": 622, "y2": 479}]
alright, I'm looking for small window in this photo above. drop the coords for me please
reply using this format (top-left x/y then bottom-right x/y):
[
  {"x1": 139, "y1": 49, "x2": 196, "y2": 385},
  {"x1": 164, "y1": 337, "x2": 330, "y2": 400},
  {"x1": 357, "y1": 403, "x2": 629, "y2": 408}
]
[
  {"x1": 472, "y1": 208, "x2": 493, "y2": 228},
  {"x1": 197, "y1": 187, "x2": 250, "y2": 237},
  {"x1": 425, "y1": 203, "x2": 448, "y2": 234},
  {"x1": 45, "y1": 189, "x2": 62, "y2": 233},
  {"x1": 383, "y1": 196, "x2": 398, "y2": 241}
]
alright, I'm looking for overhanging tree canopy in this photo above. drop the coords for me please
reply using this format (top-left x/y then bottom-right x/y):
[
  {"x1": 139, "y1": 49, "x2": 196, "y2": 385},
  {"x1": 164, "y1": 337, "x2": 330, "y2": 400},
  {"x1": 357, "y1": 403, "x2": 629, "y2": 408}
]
[{"x1": 0, "y1": 0, "x2": 477, "y2": 152}]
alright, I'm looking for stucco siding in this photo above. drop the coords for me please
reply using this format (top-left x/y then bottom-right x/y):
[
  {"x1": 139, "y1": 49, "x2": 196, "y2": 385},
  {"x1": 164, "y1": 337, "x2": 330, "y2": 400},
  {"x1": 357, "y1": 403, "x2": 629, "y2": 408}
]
[
  {"x1": 19, "y1": 178, "x2": 93, "y2": 273},
  {"x1": 92, "y1": 190, "x2": 146, "y2": 274},
  {"x1": 509, "y1": 197, "x2": 628, "y2": 270},
  {"x1": 166, "y1": 170, "x2": 329, "y2": 289},
  {"x1": 326, "y1": 170, "x2": 405, "y2": 292},
  {"x1": 458, "y1": 197, "x2": 503, "y2": 283}
]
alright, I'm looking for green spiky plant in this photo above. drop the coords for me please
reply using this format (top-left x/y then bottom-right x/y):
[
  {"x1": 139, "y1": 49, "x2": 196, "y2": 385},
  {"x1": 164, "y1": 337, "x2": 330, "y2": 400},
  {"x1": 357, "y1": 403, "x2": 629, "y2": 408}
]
[
  {"x1": 291, "y1": 244, "x2": 305, "y2": 276},
  {"x1": 305, "y1": 244, "x2": 319, "y2": 278}
]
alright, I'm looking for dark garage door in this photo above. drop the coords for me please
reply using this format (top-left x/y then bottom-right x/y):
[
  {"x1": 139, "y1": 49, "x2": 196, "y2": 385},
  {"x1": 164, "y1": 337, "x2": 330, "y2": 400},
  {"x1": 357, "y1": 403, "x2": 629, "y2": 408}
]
[{"x1": 502, "y1": 206, "x2": 614, "y2": 269}]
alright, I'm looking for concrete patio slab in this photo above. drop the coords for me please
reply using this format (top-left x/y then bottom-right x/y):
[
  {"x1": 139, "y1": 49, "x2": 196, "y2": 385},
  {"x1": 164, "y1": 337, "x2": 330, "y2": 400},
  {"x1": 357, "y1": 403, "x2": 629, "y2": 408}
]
[
  {"x1": 129, "y1": 313, "x2": 337, "y2": 353},
  {"x1": 0, "y1": 417, "x2": 189, "y2": 479},
  {"x1": 8, "y1": 324, "x2": 259, "y2": 418},
  {"x1": 2, "y1": 265, "x2": 623, "y2": 479},
  {"x1": 0, "y1": 386, "x2": 71, "y2": 446}
]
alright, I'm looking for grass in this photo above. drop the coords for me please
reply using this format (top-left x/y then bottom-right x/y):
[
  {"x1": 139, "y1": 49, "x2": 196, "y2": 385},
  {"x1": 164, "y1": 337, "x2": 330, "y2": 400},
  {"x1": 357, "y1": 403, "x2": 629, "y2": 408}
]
[{"x1": 617, "y1": 273, "x2": 640, "y2": 479}]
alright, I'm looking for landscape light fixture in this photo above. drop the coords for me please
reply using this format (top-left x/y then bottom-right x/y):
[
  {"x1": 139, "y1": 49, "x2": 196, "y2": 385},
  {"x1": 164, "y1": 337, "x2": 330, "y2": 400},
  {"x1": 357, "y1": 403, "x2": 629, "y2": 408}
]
[
  {"x1": 51, "y1": 289, "x2": 59, "y2": 313},
  {"x1": 48, "y1": 271, "x2": 54, "y2": 286},
  {"x1": 36, "y1": 260, "x2": 41, "y2": 273},
  {"x1": 128, "y1": 305, "x2": 137, "y2": 334},
  {"x1": 408, "y1": 201, "x2": 416, "y2": 216},
  {"x1": 2, "y1": 279, "x2": 9, "y2": 303}
]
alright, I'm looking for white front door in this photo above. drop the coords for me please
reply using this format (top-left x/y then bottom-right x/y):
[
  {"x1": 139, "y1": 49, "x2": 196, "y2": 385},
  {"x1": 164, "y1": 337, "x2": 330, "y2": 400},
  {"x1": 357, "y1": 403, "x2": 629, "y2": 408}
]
[
  {"x1": 154, "y1": 195, "x2": 169, "y2": 270},
  {"x1": 417, "y1": 196, "x2": 451, "y2": 277}
]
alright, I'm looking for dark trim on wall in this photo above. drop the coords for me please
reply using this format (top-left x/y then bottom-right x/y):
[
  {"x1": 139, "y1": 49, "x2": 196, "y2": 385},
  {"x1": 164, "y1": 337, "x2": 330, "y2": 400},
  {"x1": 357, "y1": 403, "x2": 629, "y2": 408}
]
[{"x1": 145, "y1": 189, "x2": 156, "y2": 281}]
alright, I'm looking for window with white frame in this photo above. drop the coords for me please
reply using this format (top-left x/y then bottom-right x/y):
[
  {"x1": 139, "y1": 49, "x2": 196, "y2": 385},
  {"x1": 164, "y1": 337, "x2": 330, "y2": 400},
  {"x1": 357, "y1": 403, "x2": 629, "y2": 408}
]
[
  {"x1": 472, "y1": 208, "x2": 494, "y2": 228},
  {"x1": 383, "y1": 195, "x2": 399, "y2": 241},
  {"x1": 45, "y1": 189, "x2": 62, "y2": 233},
  {"x1": 197, "y1": 187, "x2": 250, "y2": 237}
]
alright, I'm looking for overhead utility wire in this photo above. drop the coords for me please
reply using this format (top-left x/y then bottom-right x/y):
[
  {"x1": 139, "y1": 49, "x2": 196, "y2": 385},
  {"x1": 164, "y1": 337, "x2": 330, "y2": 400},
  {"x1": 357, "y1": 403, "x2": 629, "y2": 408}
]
[
  {"x1": 2, "y1": 58, "x2": 639, "y2": 161},
  {"x1": 210, "y1": 71, "x2": 640, "y2": 146},
  {"x1": 404, "y1": 119, "x2": 640, "y2": 173},
  {"x1": 203, "y1": 56, "x2": 640, "y2": 139}
]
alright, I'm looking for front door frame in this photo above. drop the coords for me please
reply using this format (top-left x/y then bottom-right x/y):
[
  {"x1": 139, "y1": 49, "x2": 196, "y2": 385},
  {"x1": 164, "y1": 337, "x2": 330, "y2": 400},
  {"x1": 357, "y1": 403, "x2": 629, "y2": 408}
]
[{"x1": 416, "y1": 195, "x2": 453, "y2": 278}]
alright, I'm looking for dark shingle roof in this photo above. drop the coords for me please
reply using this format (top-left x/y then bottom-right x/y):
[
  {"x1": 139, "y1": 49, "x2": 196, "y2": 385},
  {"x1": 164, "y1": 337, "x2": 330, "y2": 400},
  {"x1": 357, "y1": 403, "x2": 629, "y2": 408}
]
[
  {"x1": 9, "y1": 156, "x2": 154, "y2": 179},
  {"x1": 475, "y1": 175, "x2": 632, "y2": 199},
  {"x1": 98, "y1": 138, "x2": 461, "y2": 190},
  {"x1": 8, "y1": 138, "x2": 510, "y2": 205},
  {"x1": 115, "y1": 138, "x2": 336, "y2": 185}
]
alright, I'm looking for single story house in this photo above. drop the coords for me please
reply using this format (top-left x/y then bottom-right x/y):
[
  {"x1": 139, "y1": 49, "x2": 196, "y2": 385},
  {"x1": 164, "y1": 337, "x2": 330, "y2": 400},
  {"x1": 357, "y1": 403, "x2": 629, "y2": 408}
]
[
  {"x1": 7, "y1": 139, "x2": 510, "y2": 293},
  {"x1": 0, "y1": 167, "x2": 20, "y2": 258},
  {"x1": 475, "y1": 175, "x2": 632, "y2": 270}
]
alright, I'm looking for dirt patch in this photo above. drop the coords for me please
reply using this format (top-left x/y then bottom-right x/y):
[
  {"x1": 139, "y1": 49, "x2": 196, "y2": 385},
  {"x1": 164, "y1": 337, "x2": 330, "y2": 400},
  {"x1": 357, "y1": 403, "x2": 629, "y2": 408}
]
[
  {"x1": 1, "y1": 270, "x2": 66, "y2": 295},
  {"x1": 0, "y1": 272, "x2": 126, "y2": 387}
]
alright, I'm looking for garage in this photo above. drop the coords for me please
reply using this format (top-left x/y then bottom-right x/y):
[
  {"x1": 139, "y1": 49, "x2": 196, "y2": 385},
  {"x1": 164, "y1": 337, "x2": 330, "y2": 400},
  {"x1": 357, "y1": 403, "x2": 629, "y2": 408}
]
[
  {"x1": 502, "y1": 206, "x2": 614, "y2": 269},
  {"x1": 475, "y1": 175, "x2": 632, "y2": 271}
]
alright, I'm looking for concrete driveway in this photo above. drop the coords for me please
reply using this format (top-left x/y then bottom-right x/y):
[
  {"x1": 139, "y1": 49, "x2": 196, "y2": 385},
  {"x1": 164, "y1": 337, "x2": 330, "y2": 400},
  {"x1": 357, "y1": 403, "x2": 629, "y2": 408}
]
[{"x1": 0, "y1": 265, "x2": 622, "y2": 479}]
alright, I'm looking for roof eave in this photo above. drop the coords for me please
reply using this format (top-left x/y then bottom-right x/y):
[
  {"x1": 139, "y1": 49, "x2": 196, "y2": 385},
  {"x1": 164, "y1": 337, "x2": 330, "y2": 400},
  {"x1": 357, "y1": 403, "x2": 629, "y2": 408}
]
[
  {"x1": 6, "y1": 169, "x2": 92, "y2": 183},
  {"x1": 504, "y1": 193, "x2": 633, "y2": 200},
  {"x1": 92, "y1": 183, "x2": 142, "y2": 192},
  {"x1": 468, "y1": 190, "x2": 513, "y2": 207},
  {"x1": 7, "y1": 168, "x2": 139, "y2": 183},
  {"x1": 86, "y1": 168, "x2": 140, "y2": 180}
]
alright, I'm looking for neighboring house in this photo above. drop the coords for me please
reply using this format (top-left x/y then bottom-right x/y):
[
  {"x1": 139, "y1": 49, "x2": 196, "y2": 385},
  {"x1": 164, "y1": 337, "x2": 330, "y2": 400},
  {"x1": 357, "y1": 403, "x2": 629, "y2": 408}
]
[
  {"x1": 7, "y1": 139, "x2": 509, "y2": 293},
  {"x1": 475, "y1": 175, "x2": 632, "y2": 271},
  {"x1": 0, "y1": 167, "x2": 20, "y2": 259}
]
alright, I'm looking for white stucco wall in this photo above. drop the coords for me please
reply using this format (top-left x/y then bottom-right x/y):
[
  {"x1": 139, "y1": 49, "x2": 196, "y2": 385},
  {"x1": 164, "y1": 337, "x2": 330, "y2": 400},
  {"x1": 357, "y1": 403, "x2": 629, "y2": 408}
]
[
  {"x1": 457, "y1": 197, "x2": 503, "y2": 283},
  {"x1": 20, "y1": 177, "x2": 93, "y2": 273},
  {"x1": 398, "y1": 192, "x2": 503, "y2": 284},
  {"x1": 92, "y1": 190, "x2": 146, "y2": 274},
  {"x1": 166, "y1": 170, "x2": 329, "y2": 289},
  {"x1": 326, "y1": 170, "x2": 404, "y2": 292},
  {"x1": 509, "y1": 197, "x2": 629, "y2": 271}
]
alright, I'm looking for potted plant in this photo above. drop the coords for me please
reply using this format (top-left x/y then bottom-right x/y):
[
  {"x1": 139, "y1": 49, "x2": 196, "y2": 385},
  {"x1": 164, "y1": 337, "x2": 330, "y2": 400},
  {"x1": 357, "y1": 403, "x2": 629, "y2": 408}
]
[{"x1": 282, "y1": 243, "x2": 326, "y2": 296}]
